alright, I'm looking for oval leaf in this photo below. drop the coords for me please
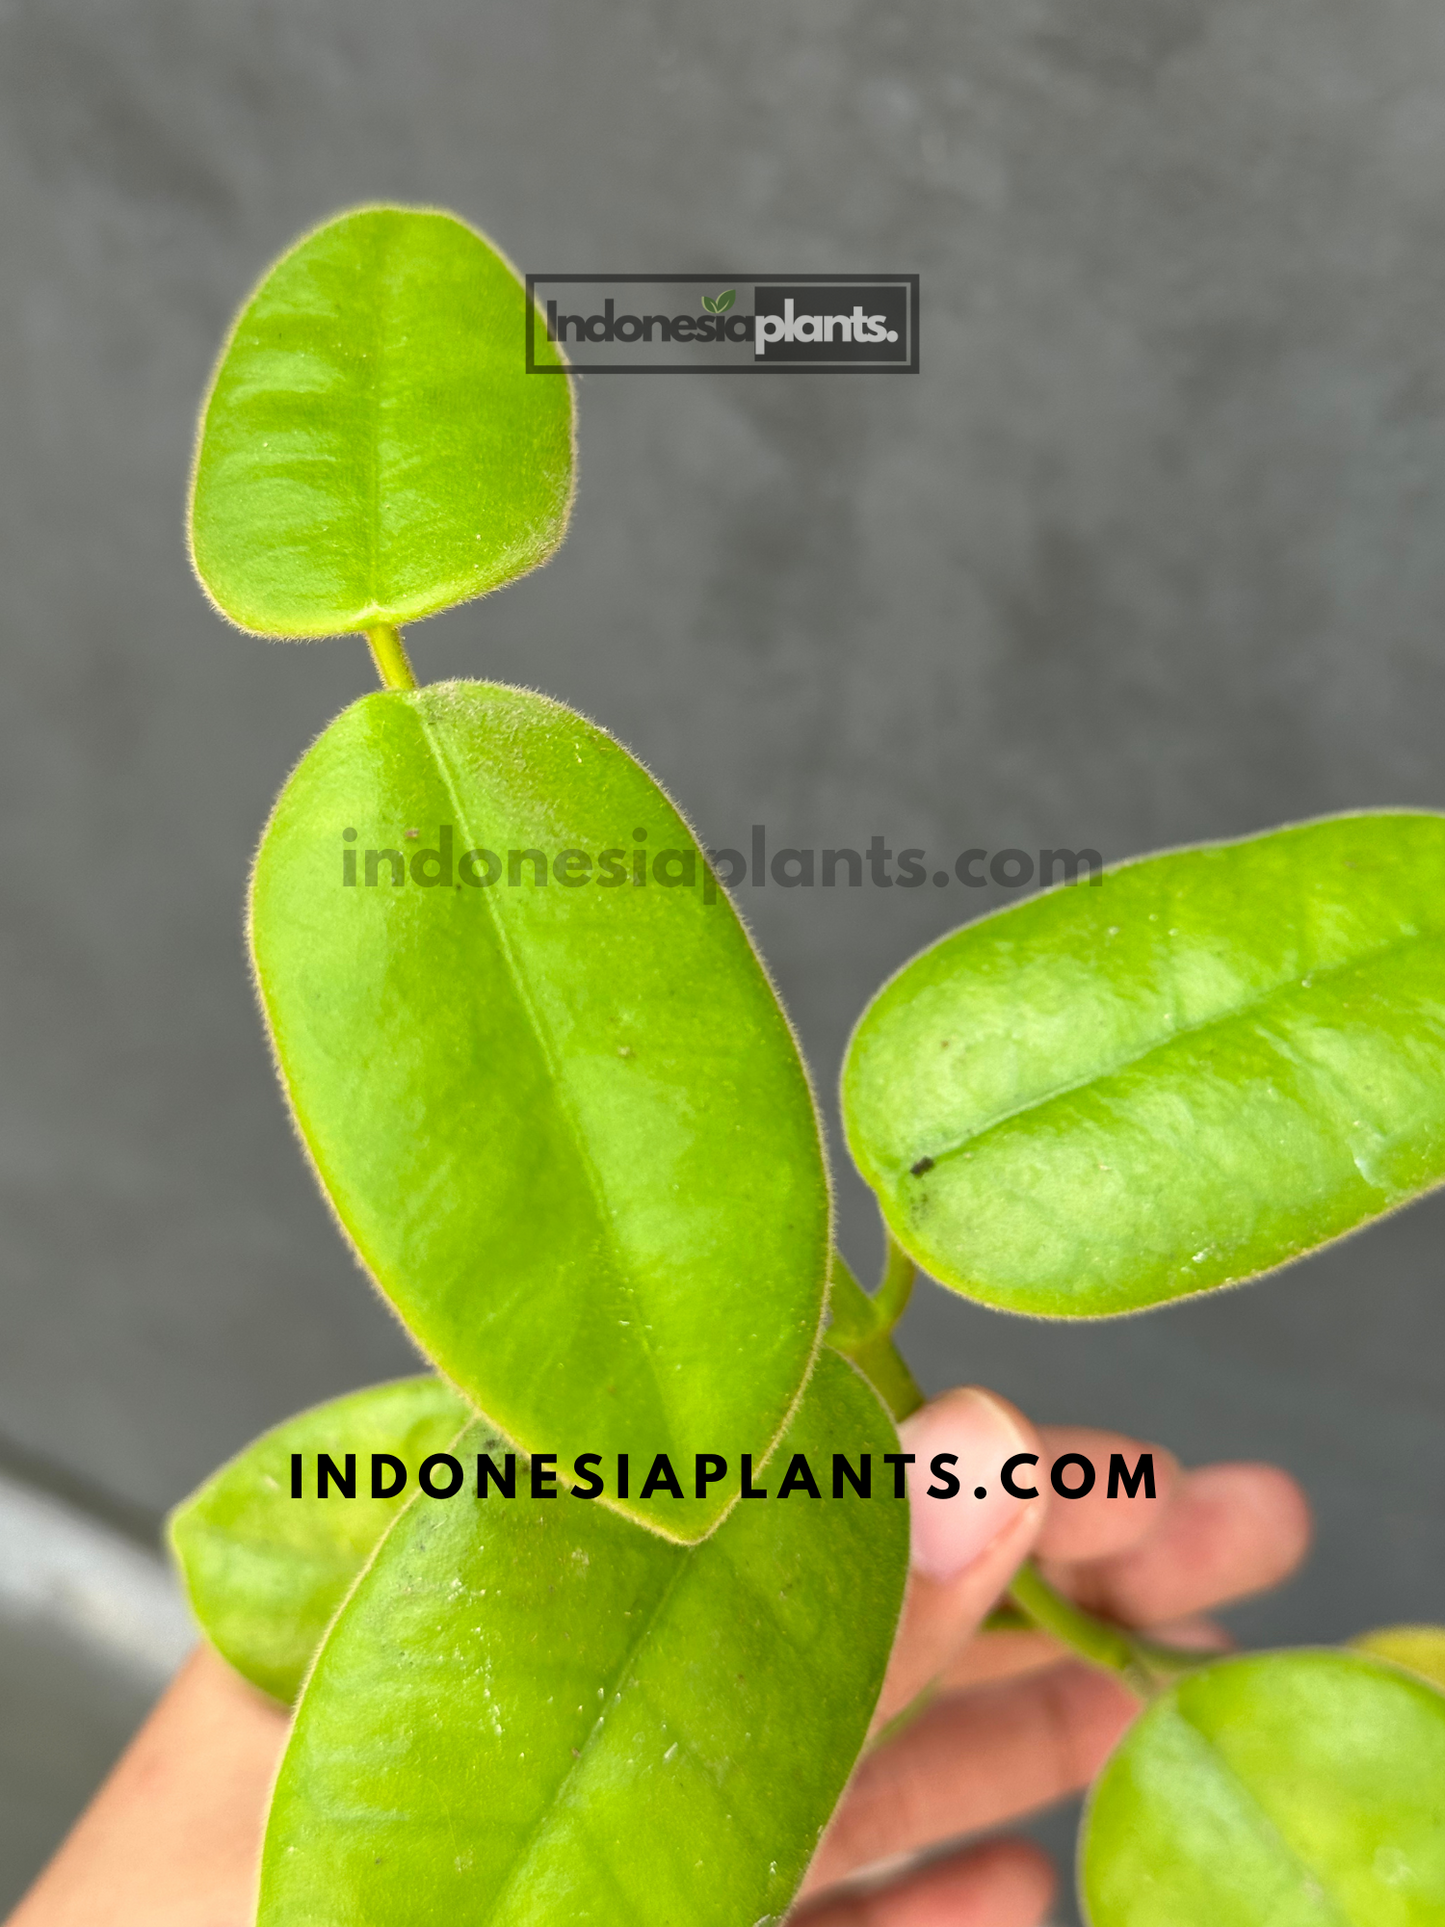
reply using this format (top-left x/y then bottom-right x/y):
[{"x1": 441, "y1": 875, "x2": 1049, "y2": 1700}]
[
  {"x1": 189, "y1": 205, "x2": 573, "y2": 637},
  {"x1": 256, "y1": 1349, "x2": 907, "y2": 1927},
  {"x1": 844, "y1": 813, "x2": 1445, "y2": 1315},
  {"x1": 249, "y1": 680, "x2": 830, "y2": 1540},
  {"x1": 1352, "y1": 1626, "x2": 1445, "y2": 1693},
  {"x1": 1081, "y1": 1649, "x2": 1445, "y2": 1924},
  {"x1": 168, "y1": 1376, "x2": 469, "y2": 1703}
]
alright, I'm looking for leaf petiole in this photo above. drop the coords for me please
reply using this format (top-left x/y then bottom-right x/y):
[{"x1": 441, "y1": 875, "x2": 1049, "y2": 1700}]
[
  {"x1": 825, "y1": 1243, "x2": 924, "y2": 1422},
  {"x1": 366, "y1": 623, "x2": 418, "y2": 691}
]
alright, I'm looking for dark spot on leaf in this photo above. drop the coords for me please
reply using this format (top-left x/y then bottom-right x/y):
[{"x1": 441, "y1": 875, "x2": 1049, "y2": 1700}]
[{"x1": 910, "y1": 1156, "x2": 935, "y2": 1177}]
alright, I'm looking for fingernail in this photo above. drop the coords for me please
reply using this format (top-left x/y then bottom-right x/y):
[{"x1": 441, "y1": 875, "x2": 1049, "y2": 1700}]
[{"x1": 899, "y1": 1387, "x2": 1038, "y2": 1583}]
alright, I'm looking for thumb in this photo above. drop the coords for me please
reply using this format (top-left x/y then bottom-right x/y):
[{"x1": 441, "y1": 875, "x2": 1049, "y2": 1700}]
[{"x1": 874, "y1": 1386, "x2": 1045, "y2": 1725}]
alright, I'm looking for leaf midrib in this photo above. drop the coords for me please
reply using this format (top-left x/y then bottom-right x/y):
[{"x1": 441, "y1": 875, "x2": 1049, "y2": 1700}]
[
  {"x1": 361, "y1": 215, "x2": 389, "y2": 621},
  {"x1": 476, "y1": 1535, "x2": 693, "y2": 1927},
  {"x1": 1172, "y1": 1704, "x2": 1357, "y2": 1927},
  {"x1": 404, "y1": 696, "x2": 677, "y2": 1444},
  {"x1": 901, "y1": 923, "x2": 1444, "y2": 1184}
]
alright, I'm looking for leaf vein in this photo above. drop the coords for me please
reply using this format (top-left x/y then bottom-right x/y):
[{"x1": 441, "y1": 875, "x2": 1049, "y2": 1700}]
[{"x1": 908, "y1": 926, "x2": 1445, "y2": 1179}]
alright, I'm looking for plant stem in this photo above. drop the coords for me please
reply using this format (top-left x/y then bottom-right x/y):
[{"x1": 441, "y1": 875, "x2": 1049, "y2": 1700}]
[
  {"x1": 366, "y1": 623, "x2": 417, "y2": 691},
  {"x1": 862, "y1": 1236, "x2": 927, "y2": 1417},
  {"x1": 1007, "y1": 1534, "x2": 1211, "y2": 1698},
  {"x1": 874, "y1": 1232, "x2": 916, "y2": 1337},
  {"x1": 867, "y1": 1678, "x2": 938, "y2": 1752},
  {"x1": 1007, "y1": 1559, "x2": 1142, "y2": 1684}
]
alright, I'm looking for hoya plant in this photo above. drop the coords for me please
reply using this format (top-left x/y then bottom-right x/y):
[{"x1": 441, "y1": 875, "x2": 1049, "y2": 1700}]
[{"x1": 168, "y1": 205, "x2": 1445, "y2": 1925}]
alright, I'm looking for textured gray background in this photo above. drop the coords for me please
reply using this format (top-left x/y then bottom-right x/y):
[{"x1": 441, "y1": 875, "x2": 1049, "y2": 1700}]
[{"x1": 4, "y1": 0, "x2": 1445, "y2": 1914}]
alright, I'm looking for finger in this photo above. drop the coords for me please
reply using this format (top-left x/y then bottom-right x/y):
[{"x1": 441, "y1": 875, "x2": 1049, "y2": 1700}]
[
  {"x1": 939, "y1": 1627, "x2": 1063, "y2": 1691},
  {"x1": 791, "y1": 1838, "x2": 1055, "y2": 1927},
  {"x1": 9, "y1": 1645, "x2": 287, "y2": 1927},
  {"x1": 1031, "y1": 1426, "x2": 1180, "y2": 1565},
  {"x1": 807, "y1": 1663, "x2": 1133, "y2": 1892},
  {"x1": 946, "y1": 1461, "x2": 1305, "y2": 1691},
  {"x1": 876, "y1": 1389, "x2": 1047, "y2": 1723},
  {"x1": 943, "y1": 1462, "x2": 1306, "y2": 1692},
  {"x1": 1048, "y1": 1461, "x2": 1312, "y2": 1627}
]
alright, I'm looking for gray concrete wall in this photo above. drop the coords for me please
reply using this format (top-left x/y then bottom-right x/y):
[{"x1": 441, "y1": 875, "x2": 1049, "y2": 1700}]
[{"x1": 3, "y1": 0, "x2": 1445, "y2": 1912}]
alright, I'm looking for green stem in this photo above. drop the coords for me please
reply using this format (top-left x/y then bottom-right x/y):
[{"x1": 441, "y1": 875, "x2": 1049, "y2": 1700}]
[
  {"x1": 867, "y1": 1678, "x2": 938, "y2": 1753},
  {"x1": 874, "y1": 1232, "x2": 916, "y2": 1336},
  {"x1": 1007, "y1": 1560, "x2": 1141, "y2": 1685},
  {"x1": 1007, "y1": 1556, "x2": 1210, "y2": 1699},
  {"x1": 366, "y1": 623, "x2": 417, "y2": 691},
  {"x1": 851, "y1": 1332, "x2": 925, "y2": 1424}
]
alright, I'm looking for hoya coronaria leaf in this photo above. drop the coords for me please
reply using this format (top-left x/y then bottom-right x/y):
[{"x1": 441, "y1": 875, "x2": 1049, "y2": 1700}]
[
  {"x1": 167, "y1": 1376, "x2": 469, "y2": 1703},
  {"x1": 189, "y1": 205, "x2": 572, "y2": 637},
  {"x1": 1352, "y1": 1625, "x2": 1445, "y2": 1692},
  {"x1": 249, "y1": 680, "x2": 831, "y2": 1541},
  {"x1": 1080, "y1": 1650, "x2": 1445, "y2": 1924},
  {"x1": 256, "y1": 1349, "x2": 908, "y2": 1927},
  {"x1": 843, "y1": 813, "x2": 1445, "y2": 1316}
]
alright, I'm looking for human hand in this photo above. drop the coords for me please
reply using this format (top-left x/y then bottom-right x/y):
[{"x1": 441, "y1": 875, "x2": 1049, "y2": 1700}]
[
  {"x1": 6, "y1": 1388, "x2": 1310, "y2": 1927},
  {"x1": 792, "y1": 1387, "x2": 1311, "y2": 1926}
]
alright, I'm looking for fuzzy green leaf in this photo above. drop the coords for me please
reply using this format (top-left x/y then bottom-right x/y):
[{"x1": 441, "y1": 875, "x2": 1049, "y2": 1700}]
[
  {"x1": 167, "y1": 1376, "x2": 469, "y2": 1703},
  {"x1": 715, "y1": 287, "x2": 737, "y2": 313},
  {"x1": 1081, "y1": 1650, "x2": 1445, "y2": 1924},
  {"x1": 1352, "y1": 1626, "x2": 1445, "y2": 1693},
  {"x1": 189, "y1": 205, "x2": 573, "y2": 638},
  {"x1": 257, "y1": 1349, "x2": 907, "y2": 1927},
  {"x1": 249, "y1": 679, "x2": 830, "y2": 1541},
  {"x1": 844, "y1": 814, "x2": 1445, "y2": 1316}
]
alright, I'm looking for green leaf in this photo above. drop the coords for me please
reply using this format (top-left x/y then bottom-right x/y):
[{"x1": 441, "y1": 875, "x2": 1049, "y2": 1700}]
[
  {"x1": 1352, "y1": 1626, "x2": 1445, "y2": 1693},
  {"x1": 843, "y1": 813, "x2": 1445, "y2": 1316},
  {"x1": 188, "y1": 205, "x2": 573, "y2": 638},
  {"x1": 701, "y1": 294, "x2": 718, "y2": 313},
  {"x1": 257, "y1": 1349, "x2": 907, "y2": 1927},
  {"x1": 249, "y1": 679, "x2": 830, "y2": 1541},
  {"x1": 1080, "y1": 1650, "x2": 1445, "y2": 1924},
  {"x1": 716, "y1": 287, "x2": 736, "y2": 313},
  {"x1": 167, "y1": 1376, "x2": 469, "y2": 1704}
]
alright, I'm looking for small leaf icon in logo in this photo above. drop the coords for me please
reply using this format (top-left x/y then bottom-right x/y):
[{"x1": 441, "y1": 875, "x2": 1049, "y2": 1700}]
[
  {"x1": 701, "y1": 294, "x2": 718, "y2": 313},
  {"x1": 701, "y1": 289, "x2": 736, "y2": 315}
]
